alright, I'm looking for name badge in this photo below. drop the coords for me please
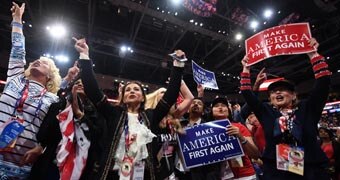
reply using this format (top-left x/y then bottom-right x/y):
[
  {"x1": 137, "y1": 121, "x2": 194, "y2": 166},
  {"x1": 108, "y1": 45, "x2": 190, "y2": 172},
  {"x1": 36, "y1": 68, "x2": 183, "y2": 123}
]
[
  {"x1": 276, "y1": 144, "x2": 304, "y2": 176},
  {"x1": 132, "y1": 161, "x2": 145, "y2": 180},
  {"x1": 0, "y1": 117, "x2": 25, "y2": 149}
]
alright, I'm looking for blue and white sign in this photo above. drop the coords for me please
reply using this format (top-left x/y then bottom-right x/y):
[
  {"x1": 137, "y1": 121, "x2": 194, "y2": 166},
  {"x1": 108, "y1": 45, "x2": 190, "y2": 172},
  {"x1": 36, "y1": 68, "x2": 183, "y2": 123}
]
[
  {"x1": 177, "y1": 119, "x2": 244, "y2": 169},
  {"x1": 192, "y1": 61, "x2": 219, "y2": 90}
]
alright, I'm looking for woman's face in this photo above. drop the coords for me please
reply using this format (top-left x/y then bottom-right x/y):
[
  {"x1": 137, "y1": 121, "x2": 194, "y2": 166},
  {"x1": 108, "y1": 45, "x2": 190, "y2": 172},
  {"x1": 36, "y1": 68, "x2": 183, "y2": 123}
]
[
  {"x1": 72, "y1": 80, "x2": 85, "y2": 95},
  {"x1": 269, "y1": 87, "x2": 296, "y2": 108},
  {"x1": 29, "y1": 58, "x2": 51, "y2": 78},
  {"x1": 319, "y1": 128, "x2": 330, "y2": 139},
  {"x1": 212, "y1": 103, "x2": 229, "y2": 120},
  {"x1": 123, "y1": 83, "x2": 145, "y2": 105},
  {"x1": 247, "y1": 113, "x2": 259, "y2": 126}
]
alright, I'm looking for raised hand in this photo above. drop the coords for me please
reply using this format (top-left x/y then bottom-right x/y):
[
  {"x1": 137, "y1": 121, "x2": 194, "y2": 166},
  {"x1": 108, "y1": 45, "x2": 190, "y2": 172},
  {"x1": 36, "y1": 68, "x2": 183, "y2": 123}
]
[
  {"x1": 172, "y1": 49, "x2": 185, "y2": 67},
  {"x1": 73, "y1": 37, "x2": 89, "y2": 55},
  {"x1": 197, "y1": 84, "x2": 204, "y2": 98},
  {"x1": 65, "y1": 62, "x2": 80, "y2": 82},
  {"x1": 174, "y1": 49, "x2": 185, "y2": 58},
  {"x1": 241, "y1": 55, "x2": 250, "y2": 73},
  {"x1": 307, "y1": 38, "x2": 319, "y2": 59},
  {"x1": 11, "y1": 2, "x2": 25, "y2": 23},
  {"x1": 253, "y1": 68, "x2": 267, "y2": 91}
]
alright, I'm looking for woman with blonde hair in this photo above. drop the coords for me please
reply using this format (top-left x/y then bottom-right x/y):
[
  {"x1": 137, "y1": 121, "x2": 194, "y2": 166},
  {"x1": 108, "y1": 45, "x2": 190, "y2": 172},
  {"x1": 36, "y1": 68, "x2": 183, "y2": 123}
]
[
  {"x1": 145, "y1": 87, "x2": 167, "y2": 110},
  {"x1": 146, "y1": 80, "x2": 194, "y2": 179},
  {"x1": 0, "y1": 2, "x2": 61, "y2": 179}
]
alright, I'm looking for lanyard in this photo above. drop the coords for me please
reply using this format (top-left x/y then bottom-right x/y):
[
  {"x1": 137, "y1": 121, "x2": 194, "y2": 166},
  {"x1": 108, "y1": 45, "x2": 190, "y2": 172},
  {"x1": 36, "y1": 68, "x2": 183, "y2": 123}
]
[
  {"x1": 280, "y1": 109, "x2": 296, "y2": 133},
  {"x1": 124, "y1": 113, "x2": 143, "y2": 153},
  {"x1": 12, "y1": 79, "x2": 47, "y2": 122}
]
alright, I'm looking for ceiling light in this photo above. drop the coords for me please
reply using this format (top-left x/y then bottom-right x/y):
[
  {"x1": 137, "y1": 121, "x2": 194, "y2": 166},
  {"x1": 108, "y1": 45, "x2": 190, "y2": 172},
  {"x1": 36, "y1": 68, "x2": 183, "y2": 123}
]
[
  {"x1": 235, "y1": 33, "x2": 243, "y2": 40},
  {"x1": 47, "y1": 24, "x2": 67, "y2": 39},
  {"x1": 162, "y1": 10, "x2": 165, "y2": 13},
  {"x1": 263, "y1": 9, "x2": 273, "y2": 19},
  {"x1": 28, "y1": 24, "x2": 32, "y2": 28},
  {"x1": 44, "y1": 53, "x2": 51, "y2": 58},
  {"x1": 157, "y1": 7, "x2": 160, "y2": 10},
  {"x1": 175, "y1": 12, "x2": 178, "y2": 16},
  {"x1": 189, "y1": 19, "x2": 194, "y2": 23},
  {"x1": 200, "y1": 23, "x2": 203, "y2": 26},
  {"x1": 171, "y1": 0, "x2": 182, "y2": 5},
  {"x1": 55, "y1": 55, "x2": 69, "y2": 62},
  {"x1": 120, "y1": 46, "x2": 127, "y2": 52},
  {"x1": 250, "y1": 20, "x2": 259, "y2": 29},
  {"x1": 263, "y1": 21, "x2": 267, "y2": 25},
  {"x1": 194, "y1": 22, "x2": 198, "y2": 26},
  {"x1": 278, "y1": 10, "x2": 281, "y2": 14}
]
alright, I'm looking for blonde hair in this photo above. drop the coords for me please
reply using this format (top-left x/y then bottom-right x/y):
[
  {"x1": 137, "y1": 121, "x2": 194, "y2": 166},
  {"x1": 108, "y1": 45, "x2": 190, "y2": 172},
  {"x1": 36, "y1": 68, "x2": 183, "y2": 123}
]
[
  {"x1": 24, "y1": 57, "x2": 62, "y2": 94},
  {"x1": 145, "y1": 87, "x2": 167, "y2": 109}
]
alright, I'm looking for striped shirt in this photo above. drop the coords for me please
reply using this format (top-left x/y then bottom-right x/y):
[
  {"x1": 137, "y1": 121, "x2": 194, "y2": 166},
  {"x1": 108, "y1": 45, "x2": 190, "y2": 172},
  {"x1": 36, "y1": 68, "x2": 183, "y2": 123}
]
[{"x1": 0, "y1": 32, "x2": 58, "y2": 179}]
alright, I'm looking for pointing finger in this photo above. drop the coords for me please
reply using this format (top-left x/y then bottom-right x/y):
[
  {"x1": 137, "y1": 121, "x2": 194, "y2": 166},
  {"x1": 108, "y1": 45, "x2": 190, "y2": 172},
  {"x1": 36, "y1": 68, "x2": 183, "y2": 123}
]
[
  {"x1": 72, "y1": 37, "x2": 78, "y2": 42},
  {"x1": 258, "y1": 67, "x2": 265, "y2": 75}
]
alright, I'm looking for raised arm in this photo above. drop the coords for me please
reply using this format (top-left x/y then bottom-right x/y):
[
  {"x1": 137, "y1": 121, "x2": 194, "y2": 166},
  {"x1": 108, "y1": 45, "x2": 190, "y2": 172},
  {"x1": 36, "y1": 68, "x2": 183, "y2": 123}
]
[
  {"x1": 240, "y1": 68, "x2": 266, "y2": 120},
  {"x1": 305, "y1": 38, "x2": 331, "y2": 123},
  {"x1": 240, "y1": 56, "x2": 265, "y2": 119},
  {"x1": 75, "y1": 38, "x2": 118, "y2": 121},
  {"x1": 7, "y1": 2, "x2": 26, "y2": 82},
  {"x1": 197, "y1": 84, "x2": 204, "y2": 98},
  {"x1": 60, "y1": 62, "x2": 80, "y2": 89},
  {"x1": 151, "y1": 50, "x2": 185, "y2": 127},
  {"x1": 74, "y1": 38, "x2": 104, "y2": 104},
  {"x1": 172, "y1": 80, "x2": 194, "y2": 118}
]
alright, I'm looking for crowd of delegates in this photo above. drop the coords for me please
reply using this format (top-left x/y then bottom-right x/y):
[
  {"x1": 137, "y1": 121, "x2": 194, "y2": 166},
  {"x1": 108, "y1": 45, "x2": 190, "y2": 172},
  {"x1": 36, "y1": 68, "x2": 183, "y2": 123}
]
[{"x1": 1, "y1": 2, "x2": 340, "y2": 180}]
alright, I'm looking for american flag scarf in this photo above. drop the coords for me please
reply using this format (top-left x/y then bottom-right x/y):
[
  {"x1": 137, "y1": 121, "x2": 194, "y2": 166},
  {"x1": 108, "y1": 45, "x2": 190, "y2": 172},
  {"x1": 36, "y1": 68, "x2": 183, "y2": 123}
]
[{"x1": 56, "y1": 105, "x2": 91, "y2": 180}]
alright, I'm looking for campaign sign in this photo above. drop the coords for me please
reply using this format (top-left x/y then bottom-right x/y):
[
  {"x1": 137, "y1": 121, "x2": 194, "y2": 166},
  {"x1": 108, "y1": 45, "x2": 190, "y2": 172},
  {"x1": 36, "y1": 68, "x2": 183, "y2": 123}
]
[
  {"x1": 192, "y1": 61, "x2": 219, "y2": 90},
  {"x1": 245, "y1": 23, "x2": 315, "y2": 66},
  {"x1": 177, "y1": 119, "x2": 244, "y2": 169}
]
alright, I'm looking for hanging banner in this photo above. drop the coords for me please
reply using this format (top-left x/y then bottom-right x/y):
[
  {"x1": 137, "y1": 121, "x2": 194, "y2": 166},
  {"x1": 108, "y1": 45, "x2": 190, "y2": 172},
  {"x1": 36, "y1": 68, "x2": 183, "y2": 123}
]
[
  {"x1": 192, "y1": 61, "x2": 219, "y2": 90},
  {"x1": 245, "y1": 23, "x2": 315, "y2": 66},
  {"x1": 177, "y1": 119, "x2": 244, "y2": 169}
]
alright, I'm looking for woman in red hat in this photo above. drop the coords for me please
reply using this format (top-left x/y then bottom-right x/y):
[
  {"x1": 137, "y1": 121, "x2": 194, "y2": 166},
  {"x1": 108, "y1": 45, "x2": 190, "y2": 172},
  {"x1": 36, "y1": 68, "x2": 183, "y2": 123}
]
[{"x1": 240, "y1": 38, "x2": 332, "y2": 179}]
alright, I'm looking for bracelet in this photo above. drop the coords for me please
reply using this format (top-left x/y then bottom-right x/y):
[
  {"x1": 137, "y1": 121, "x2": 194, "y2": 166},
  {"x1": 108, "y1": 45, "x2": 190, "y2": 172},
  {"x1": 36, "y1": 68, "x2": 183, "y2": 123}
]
[
  {"x1": 11, "y1": 21, "x2": 23, "y2": 29},
  {"x1": 241, "y1": 138, "x2": 248, "y2": 145}
]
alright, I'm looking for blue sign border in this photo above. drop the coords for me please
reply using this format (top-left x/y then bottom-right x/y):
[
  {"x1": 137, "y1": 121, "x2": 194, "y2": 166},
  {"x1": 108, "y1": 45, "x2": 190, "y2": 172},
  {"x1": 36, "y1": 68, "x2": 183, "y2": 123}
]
[
  {"x1": 191, "y1": 61, "x2": 219, "y2": 90},
  {"x1": 177, "y1": 119, "x2": 245, "y2": 169}
]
